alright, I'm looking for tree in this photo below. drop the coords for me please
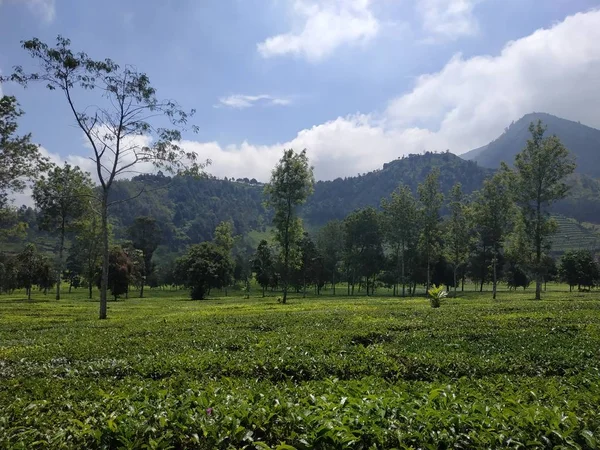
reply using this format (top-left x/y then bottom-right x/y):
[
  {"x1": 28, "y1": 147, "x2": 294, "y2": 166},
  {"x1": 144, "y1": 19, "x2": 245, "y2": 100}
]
[
  {"x1": 444, "y1": 183, "x2": 471, "y2": 297},
  {"x1": 559, "y1": 250, "x2": 599, "y2": 291},
  {"x1": 213, "y1": 221, "x2": 235, "y2": 295},
  {"x1": 0, "y1": 95, "x2": 48, "y2": 234},
  {"x1": 128, "y1": 216, "x2": 161, "y2": 298},
  {"x1": 8, "y1": 36, "x2": 205, "y2": 319},
  {"x1": 70, "y1": 213, "x2": 104, "y2": 299},
  {"x1": 418, "y1": 169, "x2": 444, "y2": 291},
  {"x1": 253, "y1": 240, "x2": 274, "y2": 297},
  {"x1": 381, "y1": 185, "x2": 419, "y2": 297},
  {"x1": 175, "y1": 242, "x2": 234, "y2": 300},
  {"x1": 33, "y1": 163, "x2": 94, "y2": 300},
  {"x1": 471, "y1": 174, "x2": 514, "y2": 299},
  {"x1": 343, "y1": 208, "x2": 384, "y2": 296},
  {"x1": 213, "y1": 221, "x2": 235, "y2": 254},
  {"x1": 316, "y1": 220, "x2": 344, "y2": 295},
  {"x1": 264, "y1": 149, "x2": 314, "y2": 304},
  {"x1": 15, "y1": 244, "x2": 44, "y2": 300},
  {"x1": 97, "y1": 246, "x2": 133, "y2": 301},
  {"x1": 511, "y1": 121, "x2": 576, "y2": 299}
]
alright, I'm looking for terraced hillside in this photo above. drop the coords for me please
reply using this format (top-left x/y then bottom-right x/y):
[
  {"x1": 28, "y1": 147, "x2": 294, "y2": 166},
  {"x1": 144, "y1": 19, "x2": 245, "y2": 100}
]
[{"x1": 551, "y1": 215, "x2": 599, "y2": 254}]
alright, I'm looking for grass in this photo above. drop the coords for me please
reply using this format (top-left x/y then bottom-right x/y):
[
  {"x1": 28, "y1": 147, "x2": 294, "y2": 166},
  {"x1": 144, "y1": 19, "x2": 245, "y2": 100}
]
[{"x1": 1, "y1": 286, "x2": 600, "y2": 448}]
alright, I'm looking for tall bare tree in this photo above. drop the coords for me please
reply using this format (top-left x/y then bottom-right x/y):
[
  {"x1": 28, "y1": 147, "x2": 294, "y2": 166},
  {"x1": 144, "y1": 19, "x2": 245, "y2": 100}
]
[{"x1": 7, "y1": 36, "x2": 206, "y2": 318}]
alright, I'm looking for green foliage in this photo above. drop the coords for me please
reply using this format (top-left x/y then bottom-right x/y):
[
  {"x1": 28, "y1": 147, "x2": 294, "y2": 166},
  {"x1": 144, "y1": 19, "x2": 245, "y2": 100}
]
[
  {"x1": 3, "y1": 290, "x2": 600, "y2": 448},
  {"x1": 418, "y1": 168, "x2": 444, "y2": 289},
  {"x1": 252, "y1": 240, "x2": 276, "y2": 297},
  {"x1": 381, "y1": 185, "x2": 419, "y2": 297},
  {"x1": 511, "y1": 121, "x2": 576, "y2": 299},
  {"x1": 264, "y1": 149, "x2": 315, "y2": 303},
  {"x1": 33, "y1": 162, "x2": 95, "y2": 299},
  {"x1": 426, "y1": 284, "x2": 447, "y2": 308},
  {"x1": 0, "y1": 95, "x2": 49, "y2": 212},
  {"x1": 128, "y1": 216, "x2": 161, "y2": 297},
  {"x1": 559, "y1": 250, "x2": 599, "y2": 290},
  {"x1": 97, "y1": 246, "x2": 133, "y2": 301},
  {"x1": 343, "y1": 207, "x2": 384, "y2": 296},
  {"x1": 175, "y1": 242, "x2": 234, "y2": 300}
]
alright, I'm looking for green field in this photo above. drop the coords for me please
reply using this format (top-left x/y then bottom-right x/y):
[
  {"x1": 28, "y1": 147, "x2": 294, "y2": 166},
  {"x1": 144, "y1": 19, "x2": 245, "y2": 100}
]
[{"x1": 1, "y1": 288, "x2": 600, "y2": 449}]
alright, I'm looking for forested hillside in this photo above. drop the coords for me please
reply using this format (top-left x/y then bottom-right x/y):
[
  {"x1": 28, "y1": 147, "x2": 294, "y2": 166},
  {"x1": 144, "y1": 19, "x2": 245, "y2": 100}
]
[
  {"x1": 6, "y1": 150, "x2": 600, "y2": 253},
  {"x1": 304, "y1": 151, "x2": 492, "y2": 225}
]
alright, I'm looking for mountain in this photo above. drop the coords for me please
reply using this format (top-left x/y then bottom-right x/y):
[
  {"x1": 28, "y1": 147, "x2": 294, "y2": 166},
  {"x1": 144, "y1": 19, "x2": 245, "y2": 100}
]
[
  {"x1": 304, "y1": 151, "x2": 492, "y2": 225},
  {"x1": 462, "y1": 113, "x2": 600, "y2": 177},
  {"x1": 4, "y1": 150, "x2": 600, "y2": 257}
]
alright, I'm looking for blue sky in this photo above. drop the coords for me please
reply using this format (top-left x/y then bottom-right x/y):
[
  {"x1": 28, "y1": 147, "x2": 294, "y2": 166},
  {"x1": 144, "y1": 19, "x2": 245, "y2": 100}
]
[{"x1": 1, "y1": 0, "x2": 600, "y2": 182}]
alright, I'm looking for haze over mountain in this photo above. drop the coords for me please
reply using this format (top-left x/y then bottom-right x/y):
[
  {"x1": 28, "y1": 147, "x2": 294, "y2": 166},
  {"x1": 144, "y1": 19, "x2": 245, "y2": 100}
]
[{"x1": 462, "y1": 113, "x2": 600, "y2": 177}]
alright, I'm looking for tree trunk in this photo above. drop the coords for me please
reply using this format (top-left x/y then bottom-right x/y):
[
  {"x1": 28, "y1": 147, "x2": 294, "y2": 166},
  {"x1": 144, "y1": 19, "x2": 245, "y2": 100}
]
[
  {"x1": 332, "y1": 270, "x2": 336, "y2": 296},
  {"x1": 401, "y1": 245, "x2": 406, "y2": 297},
  {"x1": 492, "y1": 254, "x2": 497, "y2": 300},
  {"x1": 535, "y1": 199, "x2": 542, "y2": 300},
  {"x1": 27, "y1": 285, "x2": 31, "y2": 301},
  {"x1": 88, "y1": 281, "x2": 93, "y2": 300},
  {"x1": 56, "y1": 220, "x2": 65, "y2": 301},
  {"x1": 453, "y1": 266, "x2": 457, "y2": 298},
  {"x1": 140, "y1": 282, "x2": 144, "y2": 299},
  {"x1": 99, "y1": 191, "x2": 109, "y2": 320},
  {"x1": 426, "y1": 251, "x2": 431, "y2": 291},
  {"x1": 262, "y1": 285, "x2": 265, "y2": 298}
]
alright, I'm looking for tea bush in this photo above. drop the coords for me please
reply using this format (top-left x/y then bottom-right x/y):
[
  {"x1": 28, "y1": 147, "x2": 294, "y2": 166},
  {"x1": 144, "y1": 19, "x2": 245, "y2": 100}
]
[{"x1": 1, "y1": 288, "x2": 599, "y2": 448}]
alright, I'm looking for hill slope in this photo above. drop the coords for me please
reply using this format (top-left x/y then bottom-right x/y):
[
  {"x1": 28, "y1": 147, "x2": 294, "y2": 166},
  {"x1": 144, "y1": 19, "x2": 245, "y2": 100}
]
[
  {"x1": 304, "y1": 151, "x2": 492, "y2": 225},
  {"x1": 462, "y1": 113, "x2": 600, "y2": 177}
]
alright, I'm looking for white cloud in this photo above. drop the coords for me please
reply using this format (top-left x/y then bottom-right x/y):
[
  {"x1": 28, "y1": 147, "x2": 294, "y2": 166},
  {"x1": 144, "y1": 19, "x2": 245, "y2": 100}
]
[
  {"x1": 1, "y1": 0, "x2": 56, "y2": 23},
  {"x1": 417, "y1": 0, "x2": 482, "y2": 40},
  {"x1": 198, "y1": 9, "x2": 600, "y2": 181},
  {"x1": 15, "y1": 9, "x2": 600, "y2": 195},
  {"x1": 216, "y1": 94, "x2": 291, "y2": 109},
  {"x1": 258, "y1": 0, "x2": 379, "y2": 61}
]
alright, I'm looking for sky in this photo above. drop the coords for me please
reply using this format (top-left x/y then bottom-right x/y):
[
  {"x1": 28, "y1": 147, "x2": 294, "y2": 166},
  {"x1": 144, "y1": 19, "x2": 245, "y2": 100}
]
[{"x1": 1, "y1": 0, "x2": 600, "y2": 184}]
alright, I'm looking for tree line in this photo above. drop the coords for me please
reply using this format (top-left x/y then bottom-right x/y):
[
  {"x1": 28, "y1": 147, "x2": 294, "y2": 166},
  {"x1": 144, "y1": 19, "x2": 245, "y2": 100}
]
[{"x1": 0, "y1": 35, "x2": 590, "y2": 317}]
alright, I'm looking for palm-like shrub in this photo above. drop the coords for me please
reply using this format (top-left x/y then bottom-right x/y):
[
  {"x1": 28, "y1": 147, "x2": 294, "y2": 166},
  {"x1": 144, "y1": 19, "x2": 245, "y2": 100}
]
[{"x1": 427, "y1": 285, "x2": 447, "y2": 308}]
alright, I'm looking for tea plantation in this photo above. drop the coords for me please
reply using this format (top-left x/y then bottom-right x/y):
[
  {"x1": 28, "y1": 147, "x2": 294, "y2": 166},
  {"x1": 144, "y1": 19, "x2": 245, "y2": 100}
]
[{"x1": 1, "y1": 288, "x2": 600, "y2": 449}]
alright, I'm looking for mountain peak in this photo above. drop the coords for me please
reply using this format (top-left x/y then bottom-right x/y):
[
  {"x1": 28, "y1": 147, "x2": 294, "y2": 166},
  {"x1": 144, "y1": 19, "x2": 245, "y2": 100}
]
[{"x1": 462, "y1": 113, "x2": 600, "y2": 176}]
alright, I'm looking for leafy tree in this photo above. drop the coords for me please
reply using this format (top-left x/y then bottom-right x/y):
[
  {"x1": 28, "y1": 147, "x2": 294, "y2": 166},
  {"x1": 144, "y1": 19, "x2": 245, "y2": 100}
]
[
  {"x1": 9, "y1": 36, "x2": 204, "y2": 319},
  {"x1": 471, "y1": 173, "x2": 514, "y2": 299},
  {"x1": 70, "y1": 213, "x2": 104, "y2": 299},
  {"x1": 316, "y1": 220, "x2": 344, "y2": 295},
  {"x1": 559, "y1": 250, "x2": 599, "y2": 291},
  {"x1": 381, "y1": 185, "x2": 419, "y2": 297},
  {"x1": 15, "y1": 244, "x2": 44, "y2": 300},
  {"x1": 213, "y1": 221, "x2": 235, "y2": 295},
  {"x1": 128, "y1": 216, "x2": 161, "y2": 298},
  {"x1": 343, "y1": 207, "x2": 384, "y2": 296},
  {"x1": 264, "y1": 149, "x2": 314, "y2": 304},
  {"x1": 444, "y1": 183, "x2": 471, "y2": 298},
  {"x1": 418, "y1": 169, "x2": 444, "y2": 291},
  {"x1": 0, "y1": 95, "x2": 48, "y2": 221},
  {"x1": 175, "y1": 242, "x2": 234, "y2": 300},
  {"x1": 213, "y1": 221, "x2": 235, "y2": 254},
  {"x1": 511, "y1": 121, "x2": 576, "y2": 299},
  {"x1": 253, "y1": 240, "x2": 274, "y2": 297},
  {"x1": 96, "y1": 246, "x2": 133, "y2": 301},
  {"x1": 33, "y1": 163, "x2": 94, "y2": 300}
]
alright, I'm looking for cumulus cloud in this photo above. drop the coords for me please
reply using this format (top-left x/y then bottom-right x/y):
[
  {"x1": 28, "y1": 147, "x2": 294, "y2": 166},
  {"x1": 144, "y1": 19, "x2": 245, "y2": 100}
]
[
  {"x1": 417, "y1": 0, "x2": 483, "y2": 40},
  {"x1": 0, "y1": 0, "x2": 56, "y2": 23},
  {"x1": 19, "y1": 9, "x2": 600, "y2": 189},
  {"x1": 216, "y1": 94, "x2": 291, "y2": 109},
  {"x1": 258, "y1": 0, "x2": 379, "y2": 61}
]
